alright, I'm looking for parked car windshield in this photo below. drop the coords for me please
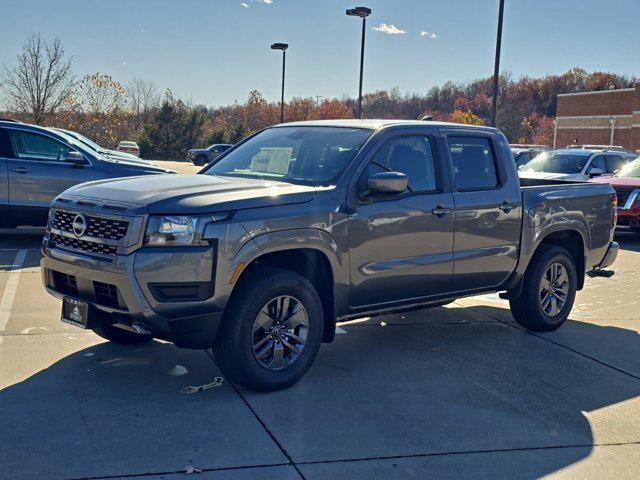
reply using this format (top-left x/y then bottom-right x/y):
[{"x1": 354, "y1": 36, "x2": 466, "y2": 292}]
[
  {"x1": 203, "y1": 126, "x2": 373, "y2": 186},
  {"x1": 616, "y1": 158, "x2": 640, "y2": 177},
  {"x1": 520, "y1": 151, "x2": 590, "y2": 174},
  {"x1": 64, "y1": 130, "x2": 103, "y2": 152}
]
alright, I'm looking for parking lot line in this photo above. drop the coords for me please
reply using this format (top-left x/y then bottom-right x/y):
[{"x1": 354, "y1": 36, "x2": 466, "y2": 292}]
[{"x1": 0, "y1": 249, "x2": 27, "y2": 332}]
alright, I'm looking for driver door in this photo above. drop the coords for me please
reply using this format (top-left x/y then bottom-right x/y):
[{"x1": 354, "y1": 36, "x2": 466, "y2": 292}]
[
  {"x1": 348, "y1": 132, "x2": 454, "y2": 309},
  {"x1": 7, "y1": 129, "x2": 94, "y2": 225}
]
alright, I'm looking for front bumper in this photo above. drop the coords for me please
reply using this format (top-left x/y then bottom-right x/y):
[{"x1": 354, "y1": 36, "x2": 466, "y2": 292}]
[{"x1": 41, "y1": 239, "x2": 224, "y2": 349}]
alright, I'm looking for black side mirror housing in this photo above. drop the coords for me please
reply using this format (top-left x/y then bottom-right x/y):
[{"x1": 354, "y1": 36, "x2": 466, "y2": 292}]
[
  {"x1": 66, "y1": 150, "x2": 87, "y2": 166},
  {"x1": 366, "y1": 171, "x2": 409, "y2": 195}
]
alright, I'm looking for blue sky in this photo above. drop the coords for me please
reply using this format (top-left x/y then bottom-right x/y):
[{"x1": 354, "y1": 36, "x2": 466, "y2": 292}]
[{"x1": 1, "y1": 0, "x2": 638, "y2": 107}]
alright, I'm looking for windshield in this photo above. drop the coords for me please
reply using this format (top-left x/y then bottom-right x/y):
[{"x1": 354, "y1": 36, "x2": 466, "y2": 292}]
[
  {"x1": 50, "y1": 129, "x2": 101, "y2": 157},
  {"x1": 203, "y1": 126, "x2": 373, "y2": 186},
  {"x1": 617, "y1": 158, "x2": 640, "y2": 177},
  {"x1": 65, "y1": 130, "x2": 103, "y2": 151},
  {"x1": 520, "y1": 151, "x2": 590, "y2": 174}
]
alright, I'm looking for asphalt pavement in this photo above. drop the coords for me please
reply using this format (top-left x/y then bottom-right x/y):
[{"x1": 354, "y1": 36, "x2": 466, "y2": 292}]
[{"x1": 1, "y1": 168, "x2": 639, "y2": 479}]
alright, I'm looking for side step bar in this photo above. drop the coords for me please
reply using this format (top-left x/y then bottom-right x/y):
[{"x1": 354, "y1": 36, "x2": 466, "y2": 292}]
[{"x1": 586, "y1": 269, "x2": 615, "y2": 278}]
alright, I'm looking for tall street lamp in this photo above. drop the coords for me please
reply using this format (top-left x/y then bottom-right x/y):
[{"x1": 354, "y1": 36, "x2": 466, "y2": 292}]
[
  {"x1": 271, "y1": 42, "x2": 288, "y2": 123},
  {"x1": 346, "y1": 6, "x2": 371, "y2": 119},
  {"x1": 490, "y1": 0, "x2": 505, "y2": 127}
]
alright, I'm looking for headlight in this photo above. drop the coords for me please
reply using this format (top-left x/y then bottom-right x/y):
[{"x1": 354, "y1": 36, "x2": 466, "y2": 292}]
[{"x1": 144, "y1": 213, "x2": 233, "y2": 246}]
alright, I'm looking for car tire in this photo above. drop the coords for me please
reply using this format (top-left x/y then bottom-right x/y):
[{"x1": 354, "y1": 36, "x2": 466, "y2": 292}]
[
  {"x1": 213, "y1": 267, "x2": 324, "y2": 392},
  {"x1": 92, "y1": 324, "x2": 152, "y2": 345},
  {"x1": 195, "y1": 155, "x2": 207, "y2": 166},
  {"x1": 509, "y1": 244, "x2": 577, "y2": 332}
]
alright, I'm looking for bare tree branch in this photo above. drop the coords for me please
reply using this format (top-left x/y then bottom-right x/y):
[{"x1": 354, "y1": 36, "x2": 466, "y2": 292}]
[{"x1": 1, "y1": 32, "x2": 75, "y2": 124}]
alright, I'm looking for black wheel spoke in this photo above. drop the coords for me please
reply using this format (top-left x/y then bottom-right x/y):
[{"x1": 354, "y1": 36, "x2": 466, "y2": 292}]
[
  {"x1": 252, "y1": 295, "x2": 309, "y2": 371},
  {"x1": 539, "y1": 262, "x2": 570, "y2": 317}
]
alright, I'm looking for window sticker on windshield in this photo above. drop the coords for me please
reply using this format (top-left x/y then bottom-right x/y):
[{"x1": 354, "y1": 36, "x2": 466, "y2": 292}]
[{"x1": 250, "y1": 147, "x2": 292, "y2": 175}]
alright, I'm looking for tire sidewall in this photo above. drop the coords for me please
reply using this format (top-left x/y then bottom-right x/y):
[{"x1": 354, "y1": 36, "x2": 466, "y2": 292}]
[
  {"x1": 529, "y1": 250, "x2": 577, "y2": 328},
  {"x1": 229, "y1": 272, "x2": 323, "y2": 389}
]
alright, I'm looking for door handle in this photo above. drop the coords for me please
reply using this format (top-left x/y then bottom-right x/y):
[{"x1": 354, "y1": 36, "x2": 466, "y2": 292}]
[
  {"x1": 431, "y1": 205, "x2": 453, "y2": 217},
  {"x1": 10, "y1": 167, "x2": 30, "y2": 174},
  {"x1": 498, "y1": 201, "x2": 519, "y2": 213}
]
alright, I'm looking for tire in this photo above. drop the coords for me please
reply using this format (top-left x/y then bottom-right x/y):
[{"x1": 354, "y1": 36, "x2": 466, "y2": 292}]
[
  {"x1": 194, "y1": 155, "x2": 208, "y2": 166},
  {"x1": 509, "y1": 244, "x2": 577, "y2": 332},
  {"x1": 92, "y1": 324, "x2": 152, "y2": 345},
  {"x1": 213, "y1": 267, "x2": 324, "y2": 392}
]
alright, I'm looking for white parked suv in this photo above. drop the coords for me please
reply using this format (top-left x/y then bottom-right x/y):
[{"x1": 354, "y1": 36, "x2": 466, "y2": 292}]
[{"x1": 519, "y1": 148, "x2": 633, "y2": 181}]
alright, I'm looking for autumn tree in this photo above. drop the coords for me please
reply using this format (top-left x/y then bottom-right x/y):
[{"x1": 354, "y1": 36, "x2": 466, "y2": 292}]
[{"x1": 0, "y1": 33, "x2": 75, "y2": 125}]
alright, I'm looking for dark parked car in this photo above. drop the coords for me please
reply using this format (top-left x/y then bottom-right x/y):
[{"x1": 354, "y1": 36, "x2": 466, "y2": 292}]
[
  {"x1": 187, "y1": 143, "x2": 233, "y2": 166},
  {"x1": 41, "y1": 119, "x2": 618, "y2": 391},
  {"x1": 0, "y1": 120, "x2": 175, "y2": 227}
]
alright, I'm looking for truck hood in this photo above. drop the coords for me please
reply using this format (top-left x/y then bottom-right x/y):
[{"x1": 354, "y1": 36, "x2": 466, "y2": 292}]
[{"x1": 62, "y1": 174, "x2": 318, "y2": 214}]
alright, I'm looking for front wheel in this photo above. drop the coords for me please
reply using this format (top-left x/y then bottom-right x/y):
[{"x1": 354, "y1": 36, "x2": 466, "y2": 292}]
[
  {"x1": 213, "y1": 268, "x2": 324, "y2": 392},
  {"x1": 509, "y1": 245, "x2": 577, "y2": 331},
  {"x1": 194, "y1": 155, "x2": 208, "y2": 166}
]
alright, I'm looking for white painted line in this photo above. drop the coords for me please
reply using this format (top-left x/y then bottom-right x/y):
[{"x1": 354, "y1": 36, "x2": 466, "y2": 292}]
[
  {"x1": 0, "y1": 249, "x2": 27, "y2": 332},
  {"x1": 335, "y1": 326, "x2": 347, "y2": 334}
]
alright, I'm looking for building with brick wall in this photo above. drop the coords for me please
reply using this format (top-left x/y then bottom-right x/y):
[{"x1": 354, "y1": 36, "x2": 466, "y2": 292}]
[{"x1": 554, "y1": 84, "x2": 640, "y2": 153}]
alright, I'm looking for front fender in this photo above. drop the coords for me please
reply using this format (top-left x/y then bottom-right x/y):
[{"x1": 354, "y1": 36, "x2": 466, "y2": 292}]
[{"x1": 230, "y1": 228, "x2": 349, "y2": 317}]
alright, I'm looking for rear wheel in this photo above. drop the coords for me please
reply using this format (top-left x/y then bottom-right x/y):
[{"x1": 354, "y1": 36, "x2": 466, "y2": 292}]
[
  {"x1": 213, "y1": 268, "x2": 323, "y2": 392},
  {"x1": 92, "y1": 324, "x2": 152, "y2": 344},
  {"x1": 509, "y1": 245, "x2": 577, "y2": 331}
]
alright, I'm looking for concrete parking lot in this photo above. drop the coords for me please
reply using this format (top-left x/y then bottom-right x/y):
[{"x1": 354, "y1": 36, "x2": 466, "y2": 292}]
[{"x1": 1, "y1": 179, "x2": 640, "y2": 478}]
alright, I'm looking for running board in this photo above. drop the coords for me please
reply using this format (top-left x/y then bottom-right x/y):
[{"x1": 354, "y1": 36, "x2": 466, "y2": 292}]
[{"x1": 587, "y1": 269, "x2": 615, "y2": 278}]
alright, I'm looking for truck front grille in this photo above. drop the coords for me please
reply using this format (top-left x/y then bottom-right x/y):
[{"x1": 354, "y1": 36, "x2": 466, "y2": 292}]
[
  {"x1": 52, "y1": 210, "x2": 129, "y2": 240},
  {"x1": 50, "y1": 233, "x2": 117, "y2": 256},
  {"x1": 52, "y1": 271, "x2": 78, "y2": 296},
  {"x1": 93, "y1": 281, "x2": 121, "y2": 308}
]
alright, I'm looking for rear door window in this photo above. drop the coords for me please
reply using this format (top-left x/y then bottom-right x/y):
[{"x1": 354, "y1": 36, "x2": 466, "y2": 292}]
[
  {"x1": 448, "y1": 136, "x2": 498, "y2": 190},
  {"x1": 605, "y1": 155, "x2": 627, "y2": 173}
]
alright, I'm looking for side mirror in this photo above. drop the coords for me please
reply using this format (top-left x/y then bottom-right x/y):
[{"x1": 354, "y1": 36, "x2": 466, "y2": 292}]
[
  {"x1": 366, "y1": 171, "x2": 408, "y2": 195},
  {"x1": 589, "y1": 167, "x2": 604, "y2": 177},
  {"x1": 66, "y1": 150, "x2": 87, "y2": 166}
]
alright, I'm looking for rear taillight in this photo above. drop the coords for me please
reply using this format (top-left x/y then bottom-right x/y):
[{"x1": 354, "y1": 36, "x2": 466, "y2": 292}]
[{"x1": 611, "y1": 194, "x2": 618, "y2": 228}]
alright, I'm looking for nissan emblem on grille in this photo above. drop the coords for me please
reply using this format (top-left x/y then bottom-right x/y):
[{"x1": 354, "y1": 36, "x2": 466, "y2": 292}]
[{"x1": 72, "y1": 214, "x2": 87, "y2": 237}]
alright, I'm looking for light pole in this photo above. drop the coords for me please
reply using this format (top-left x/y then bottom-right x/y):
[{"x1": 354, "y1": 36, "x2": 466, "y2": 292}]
[
  {"x1": 271, "y1": 42, "x2": 288, "y2": 123},
  {"x1": 490, "y1": 0, "x2": 505, "y2": 127},
  {"x1": 346, "y1": 6, "x2": 371, "y2": 119}
]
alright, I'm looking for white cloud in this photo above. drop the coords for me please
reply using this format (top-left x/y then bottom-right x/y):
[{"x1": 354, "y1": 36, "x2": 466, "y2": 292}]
[
  {"x1": 240, "y1": 2, "x2": 249, "y2": 7},
  {"x1": 420, "y1": 31, "x2": 437, "y2": 39},
  {"x1": 256, "y1": 0, "x2": 273, "y2": 3},
  {"x1": 372, "y1": 23, "x2": 407, "y2": 35}
]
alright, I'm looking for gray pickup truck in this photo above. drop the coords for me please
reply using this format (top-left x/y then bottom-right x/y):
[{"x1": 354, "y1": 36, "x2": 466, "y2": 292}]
[{"x1": 41, "y1": 119, "x2": 619, "y2": 391}]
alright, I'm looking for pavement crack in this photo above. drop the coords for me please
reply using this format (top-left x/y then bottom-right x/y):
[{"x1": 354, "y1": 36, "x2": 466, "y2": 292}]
[
  {"x1": 295, "y1": 440, "x2": 640, "y2": 467},
  {"x1": 464, "y1": 304, "x2": 640, "y2": 381},
  {"x1": 203, "y1": 350, "x2": 307, "y2": 480}
]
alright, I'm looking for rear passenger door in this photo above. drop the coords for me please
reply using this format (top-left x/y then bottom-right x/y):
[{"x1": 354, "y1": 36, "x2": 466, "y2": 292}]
[{"x1": 444, "y1": 132, "x2": 522, "y2": 291}]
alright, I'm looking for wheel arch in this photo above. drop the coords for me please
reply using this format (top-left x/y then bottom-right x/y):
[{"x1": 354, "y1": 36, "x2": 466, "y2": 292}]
[{"x1": 230, "y1": 229, "x2": 347, "y2": 343}]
